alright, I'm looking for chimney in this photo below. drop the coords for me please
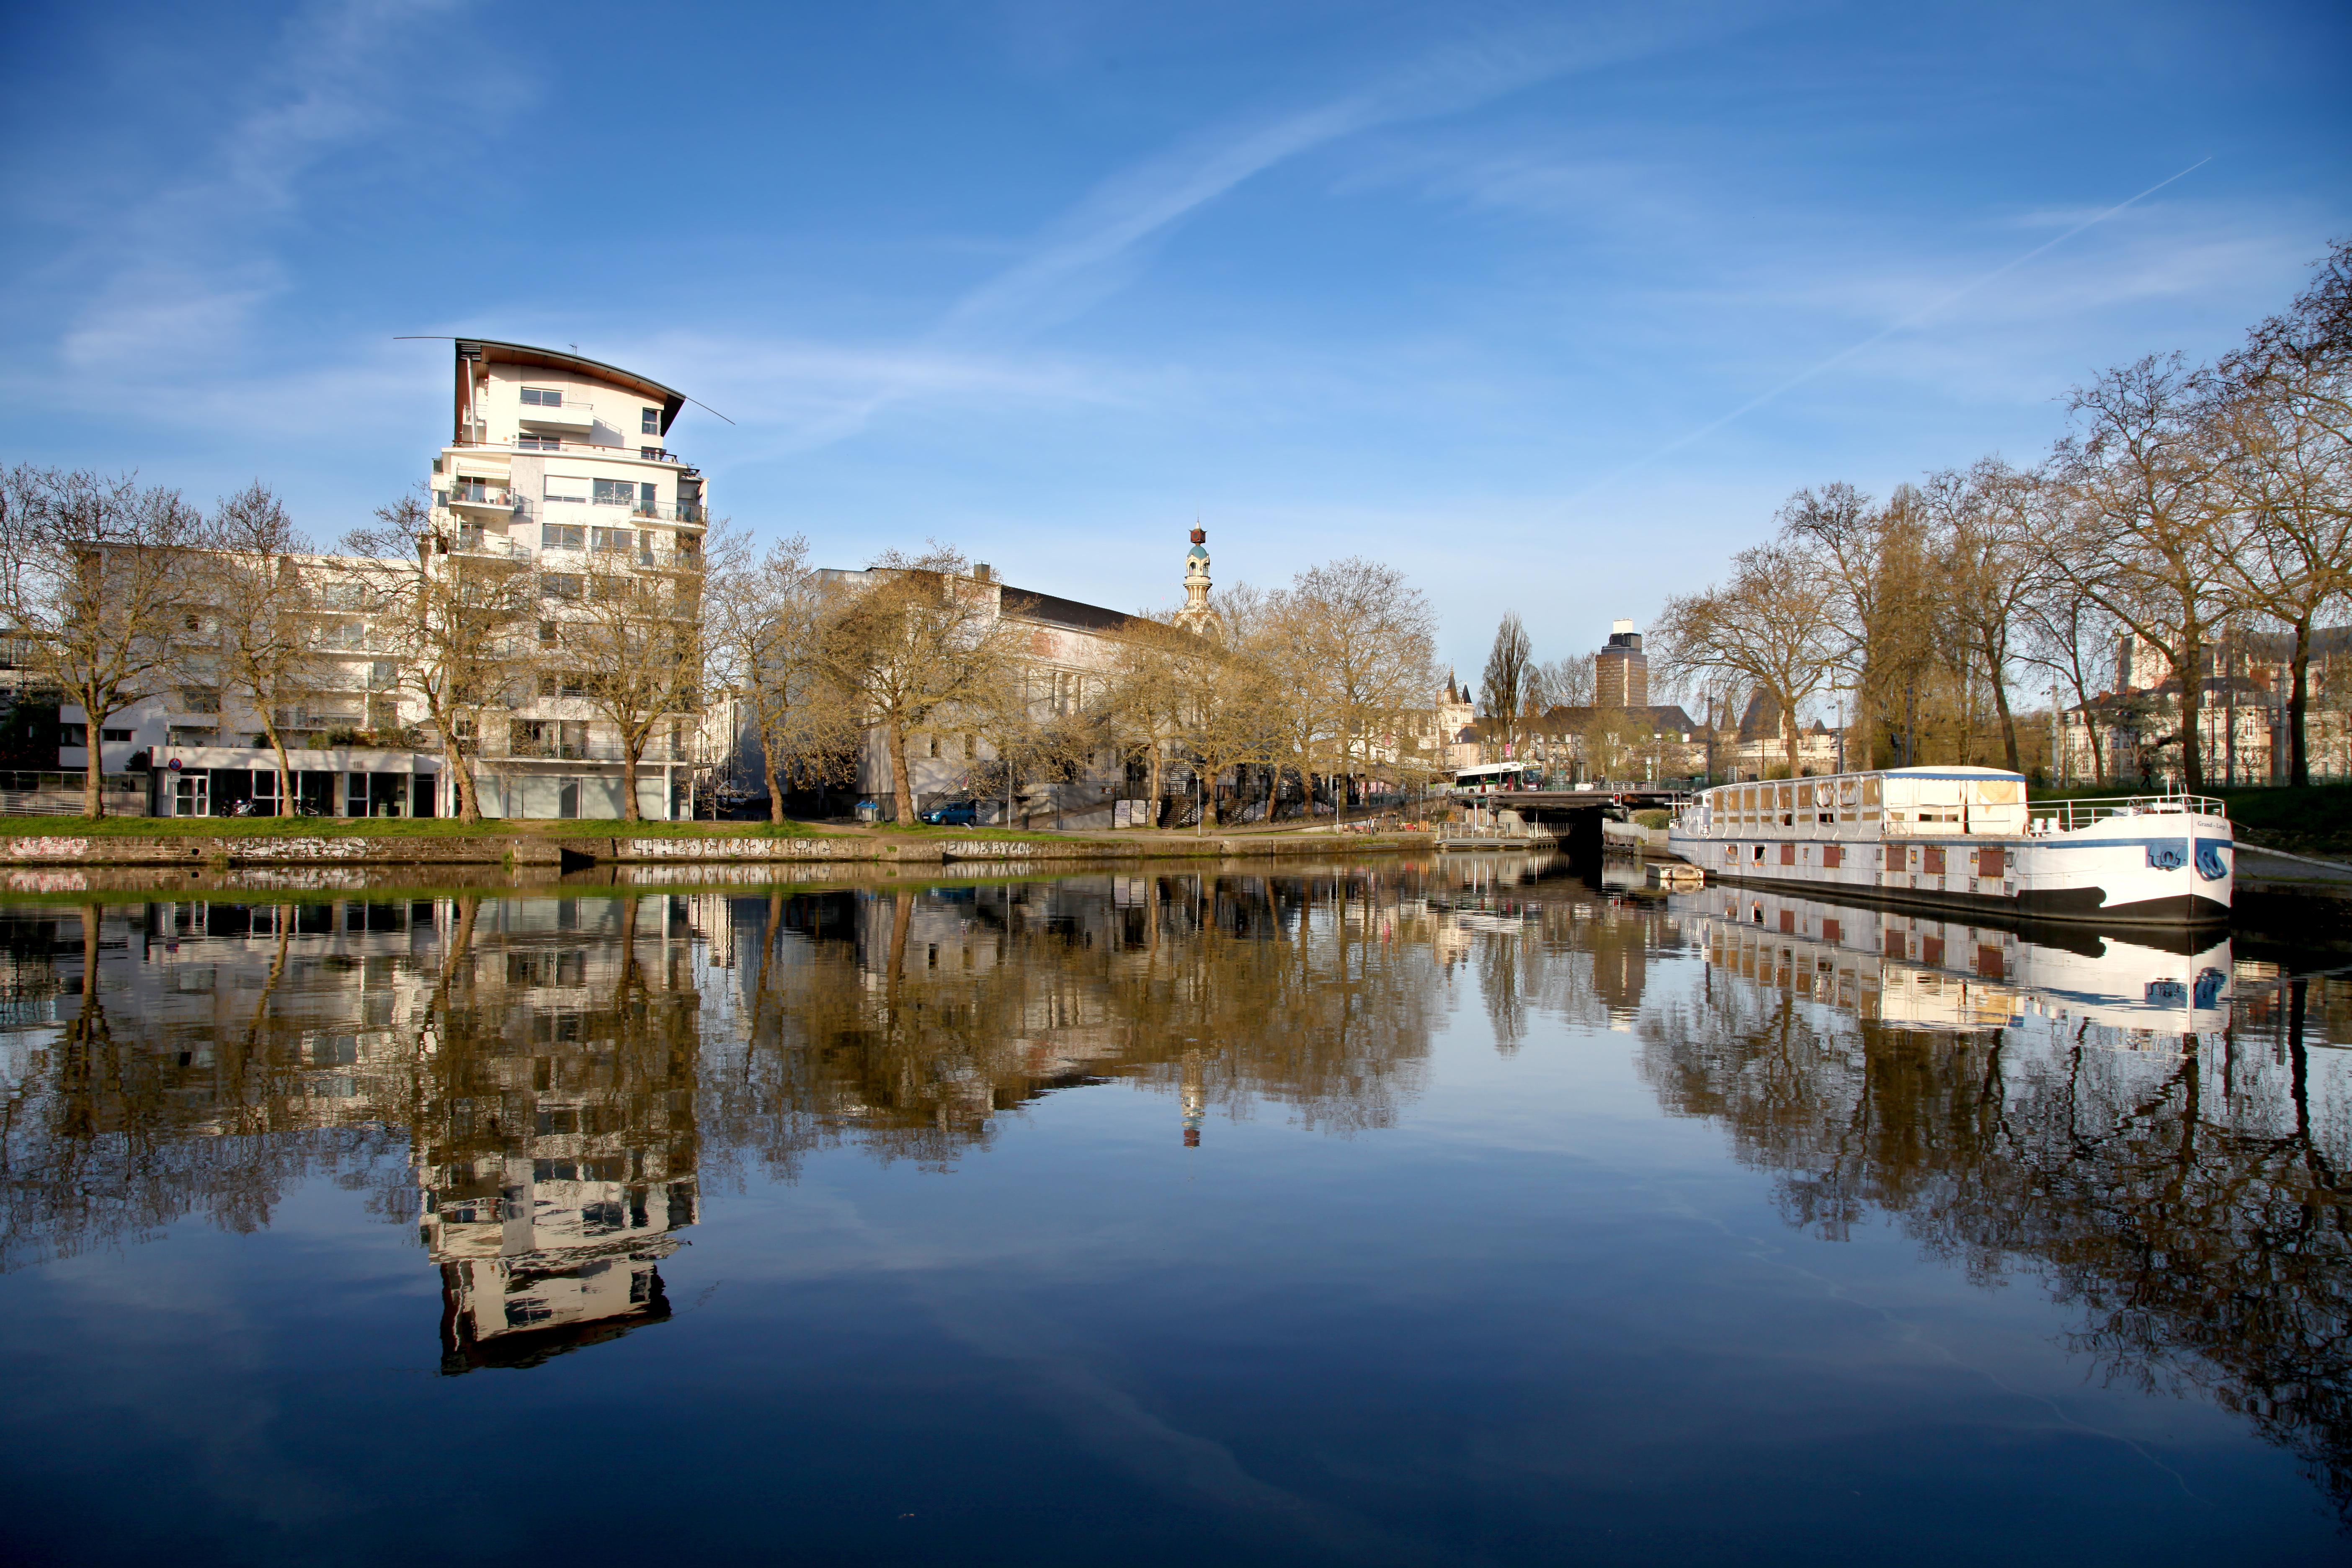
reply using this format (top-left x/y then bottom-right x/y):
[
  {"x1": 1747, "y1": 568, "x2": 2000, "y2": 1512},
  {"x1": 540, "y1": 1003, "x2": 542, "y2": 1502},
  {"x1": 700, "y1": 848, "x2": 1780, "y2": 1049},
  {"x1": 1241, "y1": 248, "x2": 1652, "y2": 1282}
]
[{"x1": 973, "y1": 563, "x2": 993, "y2": 583}]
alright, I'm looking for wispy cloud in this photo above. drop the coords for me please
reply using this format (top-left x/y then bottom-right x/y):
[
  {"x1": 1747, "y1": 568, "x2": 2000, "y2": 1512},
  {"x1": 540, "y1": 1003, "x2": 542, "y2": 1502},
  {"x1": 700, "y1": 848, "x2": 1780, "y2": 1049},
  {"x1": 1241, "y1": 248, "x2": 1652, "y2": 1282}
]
[
  {"x1": 942, "y1": 9, "x2": 1732, "y2": 344},
  {"x1": 52, "y1": 0, "x2": 487, "y2": 376},
  {"x1": 744, "y1": 4, "x2": 1746, "y2": 454},
  {"x1": 1561, "y1": 156, "x2": 2221, "y2": 504}
]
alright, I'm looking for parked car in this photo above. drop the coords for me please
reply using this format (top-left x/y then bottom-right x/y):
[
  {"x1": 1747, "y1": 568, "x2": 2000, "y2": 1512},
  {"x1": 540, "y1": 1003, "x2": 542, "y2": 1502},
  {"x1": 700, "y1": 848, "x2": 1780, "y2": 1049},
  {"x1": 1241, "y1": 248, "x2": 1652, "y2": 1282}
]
[{"x1": 920, "y1": 800, "x2": 981, "y2": 826}]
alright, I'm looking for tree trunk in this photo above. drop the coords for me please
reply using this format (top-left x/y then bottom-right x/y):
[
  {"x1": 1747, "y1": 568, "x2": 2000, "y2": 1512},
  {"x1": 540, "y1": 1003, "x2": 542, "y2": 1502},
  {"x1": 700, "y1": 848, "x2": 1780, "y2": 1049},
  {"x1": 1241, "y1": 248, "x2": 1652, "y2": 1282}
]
[
  {"x1": 449, "y1": 738, "x2": 480, "y2": 823},
  {"x1": 2289, "y1": 614, "x2": 2313, "y2": 787},
  {"x1": 2176, "y1": 631, "x2": 2205, "y2": 790},
  {"x1": 620, "y1": 741, "x2": 642, "y2": 822},
  {"x1": 885, "y1": 721, "x2": 913, "y2": 825},
  {"x1": 764, "y1": 728, "x2": 787, "y2": 824},
  {"x1": 1983, "y1": 637, "x2": 2020, "y2": 774},
  {"x1": 261, "y1": 718, "x2": 296, "y2": 820},
  {"x1": 82, "y1": 702, "x2": 106, "y2": 818}
]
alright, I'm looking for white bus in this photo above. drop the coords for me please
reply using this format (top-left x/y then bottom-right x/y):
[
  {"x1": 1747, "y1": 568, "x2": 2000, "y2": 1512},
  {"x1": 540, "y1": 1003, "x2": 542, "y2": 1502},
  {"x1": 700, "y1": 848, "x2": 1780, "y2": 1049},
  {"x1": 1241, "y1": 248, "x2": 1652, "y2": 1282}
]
[{"x1": 1451, "y1": 762, "x2": 1543, "y2": 794}]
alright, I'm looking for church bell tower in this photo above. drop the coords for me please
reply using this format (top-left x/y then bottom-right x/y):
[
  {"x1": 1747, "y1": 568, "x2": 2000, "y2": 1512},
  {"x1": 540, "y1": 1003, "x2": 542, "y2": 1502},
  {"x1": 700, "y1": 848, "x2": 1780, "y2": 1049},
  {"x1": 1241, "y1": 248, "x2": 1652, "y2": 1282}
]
[{"x1": 1175, "y1": 526, "x2": 1213, "y2": 631}]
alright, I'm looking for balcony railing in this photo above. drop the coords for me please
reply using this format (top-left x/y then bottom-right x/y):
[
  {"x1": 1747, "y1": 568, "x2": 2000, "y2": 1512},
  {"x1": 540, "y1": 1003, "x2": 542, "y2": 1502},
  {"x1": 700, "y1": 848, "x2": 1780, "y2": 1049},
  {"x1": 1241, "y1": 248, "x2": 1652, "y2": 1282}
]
[
  {"x1": 500, "y1": 737, "x2": 694, "y2": 762},
  {"x1": 464, "y1": 495, "x2": 707, "y2": 529},
  {"x1": 2027, "y1": 792, "x2": 2228, "y2": 834},
  {"x1": 454, "y1": 436, "x2": 694, "y2": 470}
]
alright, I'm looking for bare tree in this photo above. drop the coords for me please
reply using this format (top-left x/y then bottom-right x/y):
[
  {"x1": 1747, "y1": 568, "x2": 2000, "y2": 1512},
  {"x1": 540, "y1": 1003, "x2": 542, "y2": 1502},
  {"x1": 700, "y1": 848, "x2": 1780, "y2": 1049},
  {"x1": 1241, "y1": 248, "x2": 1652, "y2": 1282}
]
[
  {"x1": 815, "y1": 546, "x2": 1026, "y2": 825},
  {"x1": 2046, "y1": 356, "x2": 2239, "y2": 790},
  {"x1": 1162, "y1": 611, "x2": 1281, "y2": 830},
  {"x1": 193, "y1": 483, "x2": 326, "y2": 813},
  {"x1": 0, "y1": 468, "x2": 203, "y2": 815},
  {"x1": 2217, "y1": 298, "x2": 2352, "y2": 785},
  {"x1": 704, "y1": 524, "x2": 859, "y2": 821},
  {"x1": 1782, "y1": 481, "x2": 1938, "y2": 769},
  {"x1": 1529, "y1": 652, "x2": 1593, "y2": 711},
  {"x1": 564, "y1": 536, "x2": 707, "y2": 822},
  {"x1": 1655, "y1": 540, "x2": 1844, "y2": 777},
  {"x1": 1290, "y1": 560, "x2": 1436, "y2": 817},
  {"x1": 343, "y1": 495, "x2": 537, "y2": 822},
  {"x1": 1925, "y1": 459, "x2": 2042, "y2": 773},
  {"x1": 1479, "y1": 611, "x2": 1533, "y2": 760},
  {"x1": 2016, "y1": 552, "x2": 2121, "y2": 787}
]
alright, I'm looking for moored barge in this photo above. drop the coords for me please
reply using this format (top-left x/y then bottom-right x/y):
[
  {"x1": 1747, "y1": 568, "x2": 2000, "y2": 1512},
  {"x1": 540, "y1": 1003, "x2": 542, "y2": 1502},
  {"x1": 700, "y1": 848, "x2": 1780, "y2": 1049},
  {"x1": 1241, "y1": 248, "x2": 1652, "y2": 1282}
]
[{"x1": 1664, "y1": 766, "x2": 2231, "y2": 925}]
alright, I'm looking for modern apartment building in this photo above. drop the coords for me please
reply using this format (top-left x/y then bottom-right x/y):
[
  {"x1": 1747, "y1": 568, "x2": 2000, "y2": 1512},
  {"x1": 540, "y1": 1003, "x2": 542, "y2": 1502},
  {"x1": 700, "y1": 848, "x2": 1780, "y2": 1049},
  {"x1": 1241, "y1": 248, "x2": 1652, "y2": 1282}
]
[
  {"x1": 428, "y1": 339, "x2": 712, "y2": 819},
  {"x1": 54, "y1": 340, "x2": 716, "y2": 818}
]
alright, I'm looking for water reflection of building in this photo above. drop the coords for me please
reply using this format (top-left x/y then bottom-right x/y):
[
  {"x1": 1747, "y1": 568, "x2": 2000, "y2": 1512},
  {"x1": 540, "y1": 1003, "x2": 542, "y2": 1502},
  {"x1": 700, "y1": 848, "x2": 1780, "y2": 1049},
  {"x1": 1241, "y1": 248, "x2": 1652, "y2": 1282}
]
[
  {"x1": 1641, "y1": 883, "x2": 2351, "y2": 1518},
  {"x1": 0, "y1": 892, "x2": 718, "y2": 1374},
  {"x1": 419, "y1": 895, "x2": 708, "y2": 1373}
]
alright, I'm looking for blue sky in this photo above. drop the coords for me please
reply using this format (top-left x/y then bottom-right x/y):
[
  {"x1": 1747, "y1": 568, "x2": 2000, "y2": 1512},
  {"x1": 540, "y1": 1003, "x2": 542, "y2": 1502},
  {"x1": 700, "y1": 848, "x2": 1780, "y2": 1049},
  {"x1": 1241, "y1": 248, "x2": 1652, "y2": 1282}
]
[{"x1": 3, "y1": 1, "x2": 2346, "y2": 685}]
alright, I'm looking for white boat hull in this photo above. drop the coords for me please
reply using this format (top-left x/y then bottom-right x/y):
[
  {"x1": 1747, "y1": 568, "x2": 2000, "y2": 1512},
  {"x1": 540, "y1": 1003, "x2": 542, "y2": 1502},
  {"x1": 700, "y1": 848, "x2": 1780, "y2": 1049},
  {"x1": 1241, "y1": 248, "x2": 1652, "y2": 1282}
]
[{"x1": 1667, "y1": 771, "x2": 2231, "y2": 927}]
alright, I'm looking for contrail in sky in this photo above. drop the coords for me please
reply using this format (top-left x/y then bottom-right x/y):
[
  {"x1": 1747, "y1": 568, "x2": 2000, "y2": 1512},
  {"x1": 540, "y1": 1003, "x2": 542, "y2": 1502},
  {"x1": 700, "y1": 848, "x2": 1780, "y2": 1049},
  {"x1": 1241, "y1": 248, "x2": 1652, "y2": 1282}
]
[{"x1": 1567, "y1": 155, "x2": 2215, "y2": 503}]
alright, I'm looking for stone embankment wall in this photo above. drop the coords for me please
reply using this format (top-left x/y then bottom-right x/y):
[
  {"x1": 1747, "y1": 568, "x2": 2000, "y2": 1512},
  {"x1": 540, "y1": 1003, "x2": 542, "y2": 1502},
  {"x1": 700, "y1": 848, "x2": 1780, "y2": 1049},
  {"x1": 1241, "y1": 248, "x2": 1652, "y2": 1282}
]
[{"x1": 0, "y1": 830, "x2": 1436, "y2": 877}]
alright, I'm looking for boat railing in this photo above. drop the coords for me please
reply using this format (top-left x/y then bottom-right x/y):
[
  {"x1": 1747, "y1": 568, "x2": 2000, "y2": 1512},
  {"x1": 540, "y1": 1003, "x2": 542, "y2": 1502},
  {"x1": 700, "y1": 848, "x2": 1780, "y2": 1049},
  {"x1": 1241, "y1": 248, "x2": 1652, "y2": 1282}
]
[{"x1": 2028, "y1": 792, "x2": 2226, "y2": 833}]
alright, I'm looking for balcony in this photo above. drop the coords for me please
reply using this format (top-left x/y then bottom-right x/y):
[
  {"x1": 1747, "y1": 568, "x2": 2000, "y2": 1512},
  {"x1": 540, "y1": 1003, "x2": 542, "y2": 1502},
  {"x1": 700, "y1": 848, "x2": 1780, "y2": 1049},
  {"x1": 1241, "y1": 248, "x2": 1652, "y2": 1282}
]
[
  {"x1": 444, "y1": 483, "x2": 517, "y2": 515},
  {"x1": 443, "y1": 529, "x2": 533, "y2": 562},
  {"x1": 515, "y1": 398, "x2": 595, "y2": 433},
  {"x1": 629, "y1": 501, "x2": 707, "y2": 525}
]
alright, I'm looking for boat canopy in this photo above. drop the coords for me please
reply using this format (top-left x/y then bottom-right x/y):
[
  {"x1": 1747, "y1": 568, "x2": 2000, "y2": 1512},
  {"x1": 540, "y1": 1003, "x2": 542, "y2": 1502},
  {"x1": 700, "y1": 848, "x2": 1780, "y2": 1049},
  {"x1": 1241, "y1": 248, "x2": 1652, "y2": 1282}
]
[{"x1": 1695, "y1": 767, "x2": 2029, "y2": 836}]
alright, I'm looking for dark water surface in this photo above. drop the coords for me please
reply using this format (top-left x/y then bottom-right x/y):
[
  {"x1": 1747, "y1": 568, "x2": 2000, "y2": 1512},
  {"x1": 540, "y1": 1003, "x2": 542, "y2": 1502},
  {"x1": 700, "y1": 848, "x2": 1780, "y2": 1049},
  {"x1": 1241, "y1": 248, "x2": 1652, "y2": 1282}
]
[{"x1": 1, "y1": 855, "x2": 2345, "y2": 1565}]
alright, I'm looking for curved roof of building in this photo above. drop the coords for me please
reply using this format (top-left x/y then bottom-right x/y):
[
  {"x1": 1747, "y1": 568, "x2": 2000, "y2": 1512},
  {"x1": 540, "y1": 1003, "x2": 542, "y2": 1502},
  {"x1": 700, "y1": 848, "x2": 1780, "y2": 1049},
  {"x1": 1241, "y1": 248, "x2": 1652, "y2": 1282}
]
[{"x1": 455, "y1": 339, "x2": 689, "y2": 437}]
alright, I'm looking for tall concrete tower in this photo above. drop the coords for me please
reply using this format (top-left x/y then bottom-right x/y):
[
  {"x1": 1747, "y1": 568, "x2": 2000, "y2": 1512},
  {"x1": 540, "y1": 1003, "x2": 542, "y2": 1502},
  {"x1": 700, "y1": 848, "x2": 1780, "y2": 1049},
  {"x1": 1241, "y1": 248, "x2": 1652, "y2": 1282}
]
[{"x1": 1596, "y1": 619, "x2": 1648, "y2": 709}]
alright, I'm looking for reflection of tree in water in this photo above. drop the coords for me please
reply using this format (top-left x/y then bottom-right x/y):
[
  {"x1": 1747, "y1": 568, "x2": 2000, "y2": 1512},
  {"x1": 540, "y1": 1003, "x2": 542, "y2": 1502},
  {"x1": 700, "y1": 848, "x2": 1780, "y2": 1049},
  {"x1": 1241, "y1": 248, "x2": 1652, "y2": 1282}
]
[
  {"x1": 1638, "y1": 965, "x2": 2352, "y2": 1517},
  {"x1": 1432, "y1": 867, "x2": 1680, "y2": 1051},
  {"x1": 0, "y1": 894, "x2": 705, "y2": 1374},
  {"x1": 704, "y1": 868, "x2": 1449, "y2": 1176},
  {"x1": 0, "y1": 905, "x2": 407, "y2": 1273}
]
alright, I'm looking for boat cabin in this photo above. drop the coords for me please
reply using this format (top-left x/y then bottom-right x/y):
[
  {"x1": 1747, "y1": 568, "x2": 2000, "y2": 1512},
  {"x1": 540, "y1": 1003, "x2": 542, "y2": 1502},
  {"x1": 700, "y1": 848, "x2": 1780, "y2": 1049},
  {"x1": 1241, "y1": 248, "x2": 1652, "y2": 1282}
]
[{"x1": 1692, "y1": 767, "x2": 2028, "y2": 840}]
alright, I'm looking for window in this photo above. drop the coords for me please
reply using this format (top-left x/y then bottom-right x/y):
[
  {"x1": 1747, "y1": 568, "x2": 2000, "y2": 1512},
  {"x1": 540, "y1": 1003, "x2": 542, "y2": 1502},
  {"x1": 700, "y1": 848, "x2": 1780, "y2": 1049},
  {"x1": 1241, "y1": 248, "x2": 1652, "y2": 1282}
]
[
  {"x1": 59, "y1": 723, "x2": 87, "y2": 747},
  {"x1": 591, "y1": 526, "x2": 635, "y2": 554},
  {"x1": 639, "y1": 481, "x2": 658, "y2": 513},
  {"x1": 543, "y1": 476, "x2": 589, "y2": 505},
  {"x1": 181, "y1": 688, "x2": 219, "y2": 713},
  {"x1": 928, "y1": 733, "x2": 940, "y2": 758},
  {"x1": 539, "y1": 620, "x2": 558, "y2": 645},
  {"x1": 541, "y1": 522, "x2": 585, "y2": 550},
  {"x1": 640, "y1": 447, "x2": 665, "y2": 462},
  {"x1": 641, "y1": 407, "x2": 660, "y2": 434},
  {"x1": 102, "y1": 728, "x2": 134, "y2": 743},
  {"x1": 537, "y1": 673, "x2": 558, "y2": 698},
  {"x1": 591, "y1": 477, "x2": 635, "y2": 506},
  {"x1": 521, "y1": 387, "x2": 563, "y2": 406},
  {"x1": 518, "y1": 435, "x2": 560, "y2": 451},
  {"x1": 541, "y1": 573, "x2": 582, "y2": 600}
]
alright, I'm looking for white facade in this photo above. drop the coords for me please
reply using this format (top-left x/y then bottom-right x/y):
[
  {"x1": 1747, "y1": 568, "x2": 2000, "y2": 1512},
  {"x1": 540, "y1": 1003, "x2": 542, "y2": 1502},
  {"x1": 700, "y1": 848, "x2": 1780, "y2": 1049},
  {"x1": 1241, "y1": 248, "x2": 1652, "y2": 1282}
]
[{"x1": 55, "y1": 340, "x2": 719, "y2": 819}]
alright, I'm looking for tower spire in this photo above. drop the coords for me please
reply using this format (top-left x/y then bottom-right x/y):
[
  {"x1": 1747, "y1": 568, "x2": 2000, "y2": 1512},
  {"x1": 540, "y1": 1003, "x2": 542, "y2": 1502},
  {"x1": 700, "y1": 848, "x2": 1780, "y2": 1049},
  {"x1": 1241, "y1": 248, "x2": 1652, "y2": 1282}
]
[{"x1": 1175, "y1": 522, "x2": 1213, "y2": 631}]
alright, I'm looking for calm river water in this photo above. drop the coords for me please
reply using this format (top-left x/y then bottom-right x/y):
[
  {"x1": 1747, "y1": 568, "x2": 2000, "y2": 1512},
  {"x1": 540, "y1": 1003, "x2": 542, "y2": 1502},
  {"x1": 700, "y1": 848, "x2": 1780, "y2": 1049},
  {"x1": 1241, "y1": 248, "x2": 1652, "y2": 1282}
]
[{"x1": 1, "y1": 855, "x2": 2345, "y2": 1564}]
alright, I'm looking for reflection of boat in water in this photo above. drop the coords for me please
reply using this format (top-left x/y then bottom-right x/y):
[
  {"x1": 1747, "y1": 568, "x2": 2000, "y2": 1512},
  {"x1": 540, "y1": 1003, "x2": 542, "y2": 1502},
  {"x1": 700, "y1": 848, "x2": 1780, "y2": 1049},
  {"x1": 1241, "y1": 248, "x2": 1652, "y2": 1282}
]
[
  {"x1": 1666, "y1": 767, "x2": 2231, "y2": 925},
  {"x1": 1672, "y1": 883, "x2": 2231, "y2": 1047}
]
